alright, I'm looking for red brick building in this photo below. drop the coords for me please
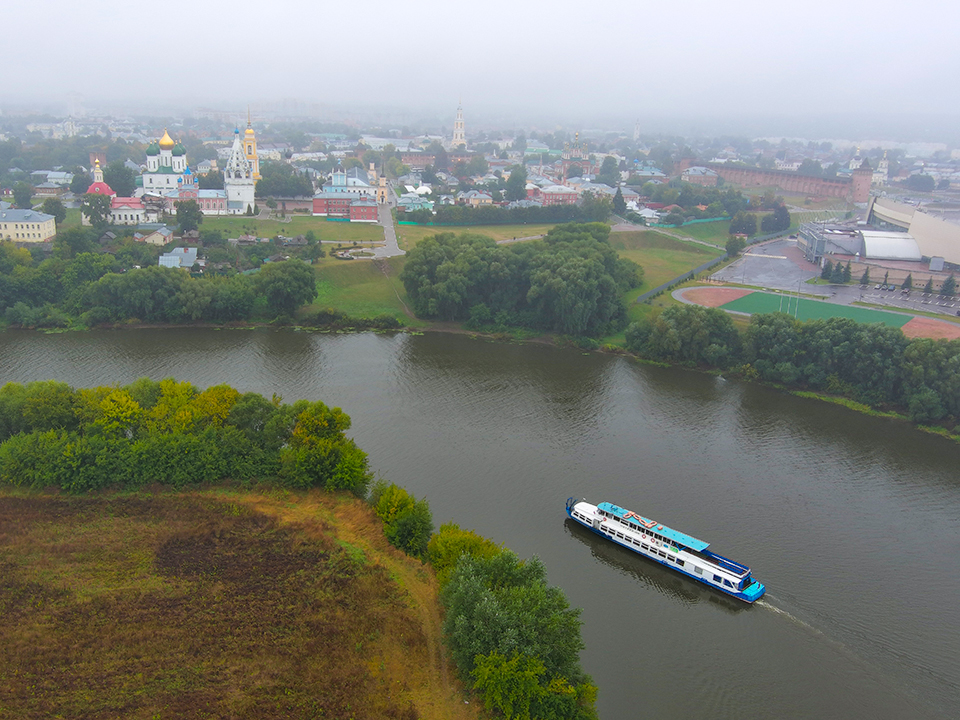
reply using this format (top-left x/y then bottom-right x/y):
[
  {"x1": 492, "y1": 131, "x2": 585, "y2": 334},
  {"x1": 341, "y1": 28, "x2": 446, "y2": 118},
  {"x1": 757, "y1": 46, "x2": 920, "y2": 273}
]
[{"x1": 312, "y1": 192, "x2": 379, "y2": 222}]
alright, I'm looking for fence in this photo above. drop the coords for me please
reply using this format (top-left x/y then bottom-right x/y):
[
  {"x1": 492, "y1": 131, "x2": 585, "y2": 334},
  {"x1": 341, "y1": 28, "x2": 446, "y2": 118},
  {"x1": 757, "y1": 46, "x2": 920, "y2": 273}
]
[{"x1": 633, "y1": 228, "x2": 795, "y2": 303}]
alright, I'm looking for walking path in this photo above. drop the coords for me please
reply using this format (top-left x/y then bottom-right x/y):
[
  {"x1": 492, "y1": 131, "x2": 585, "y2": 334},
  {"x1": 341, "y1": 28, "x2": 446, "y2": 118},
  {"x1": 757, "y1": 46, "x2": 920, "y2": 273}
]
[{"x1": 368, "y1": 201, "x2": 404, "y2": 259}]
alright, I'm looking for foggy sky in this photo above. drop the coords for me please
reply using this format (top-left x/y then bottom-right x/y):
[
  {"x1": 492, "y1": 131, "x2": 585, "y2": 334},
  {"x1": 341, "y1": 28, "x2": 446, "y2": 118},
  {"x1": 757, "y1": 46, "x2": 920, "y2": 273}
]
[{"x1": 6, "y1": 0, "x2": 960, "y2": 137}]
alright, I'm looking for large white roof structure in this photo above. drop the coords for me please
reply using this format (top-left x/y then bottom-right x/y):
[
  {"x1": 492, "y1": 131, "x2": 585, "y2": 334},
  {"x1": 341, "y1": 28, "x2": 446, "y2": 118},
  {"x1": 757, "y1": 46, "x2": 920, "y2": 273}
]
[{"x1": 860, "y1": 230, "x2": 922, "y2": 261}]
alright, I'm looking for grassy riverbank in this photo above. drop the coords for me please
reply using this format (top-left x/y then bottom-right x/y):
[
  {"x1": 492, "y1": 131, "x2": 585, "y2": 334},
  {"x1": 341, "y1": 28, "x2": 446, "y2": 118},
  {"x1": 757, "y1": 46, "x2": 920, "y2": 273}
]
[{"x1": 0, "y1": 487, "x2": 482, "y2": 720}]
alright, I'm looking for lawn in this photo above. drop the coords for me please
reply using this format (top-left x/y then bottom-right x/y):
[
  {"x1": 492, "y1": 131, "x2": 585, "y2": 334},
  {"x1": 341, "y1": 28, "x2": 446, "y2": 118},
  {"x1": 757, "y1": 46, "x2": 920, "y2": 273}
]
[
  {"x1": 200, "y1": 215, "x2": 384, "y2": 244},
  {"x1": 395, "y1": 222, "x2": 557, "y2": 251},
  {"x1": 667, "y1": 220, "x2": 730, "y2": 246},
  {"x1": 599, "y1": 230, "x2": 723, "y2": 343},
  {"x1": 609, "y1": 230, "x2": 720, "y2": 292},
  {"x1": 721, "y1": 291, "x2": 911, "y2": 327},
  {"x1": 308, "y1": 255, "x2": 427, "y2": 326},
  {"x1": 62, "y1": 207, "x2": 83, "y2": 229}
]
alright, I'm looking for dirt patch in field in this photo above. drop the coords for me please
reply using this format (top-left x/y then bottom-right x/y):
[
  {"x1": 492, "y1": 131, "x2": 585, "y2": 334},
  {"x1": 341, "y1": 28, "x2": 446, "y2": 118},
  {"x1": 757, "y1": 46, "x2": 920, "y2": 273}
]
[
  {"x1": 901, "y1": 316, "x2": 960, "y2": 340},
  {"x1": 681, "y1": 286, "x2": 754, "y2": 308}
]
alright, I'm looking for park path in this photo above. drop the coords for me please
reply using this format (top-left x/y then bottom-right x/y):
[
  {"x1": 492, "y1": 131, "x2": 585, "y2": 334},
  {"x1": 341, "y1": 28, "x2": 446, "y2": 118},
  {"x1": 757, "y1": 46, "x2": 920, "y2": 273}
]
[{"x1": 369, "y1": 199, "x2": 405, "y2": 259}]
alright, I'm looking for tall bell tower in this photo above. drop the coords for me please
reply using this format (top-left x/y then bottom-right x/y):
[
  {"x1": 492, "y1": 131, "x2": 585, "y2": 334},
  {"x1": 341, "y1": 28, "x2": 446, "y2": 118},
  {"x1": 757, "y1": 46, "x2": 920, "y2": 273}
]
[
  {"x1": 451, "y1": 99, "x2": 466, "y2": 149},
  {"x1": 244, "y1": 107, "x2": 260, "y2": 180}
]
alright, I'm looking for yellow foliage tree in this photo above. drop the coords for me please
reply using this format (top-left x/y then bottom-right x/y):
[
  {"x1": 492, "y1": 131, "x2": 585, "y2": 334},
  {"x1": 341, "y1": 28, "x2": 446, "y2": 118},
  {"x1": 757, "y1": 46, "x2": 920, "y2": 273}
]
[{"x1": 97, "y1": 389, "x2": 143, "y2": 436}]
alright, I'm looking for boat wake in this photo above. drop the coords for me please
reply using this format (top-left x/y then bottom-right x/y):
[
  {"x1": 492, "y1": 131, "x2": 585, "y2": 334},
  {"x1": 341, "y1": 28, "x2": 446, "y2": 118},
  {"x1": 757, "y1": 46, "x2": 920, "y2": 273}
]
[{"x1": 754, "y1": 596, "x2": 828, "y2": 639}]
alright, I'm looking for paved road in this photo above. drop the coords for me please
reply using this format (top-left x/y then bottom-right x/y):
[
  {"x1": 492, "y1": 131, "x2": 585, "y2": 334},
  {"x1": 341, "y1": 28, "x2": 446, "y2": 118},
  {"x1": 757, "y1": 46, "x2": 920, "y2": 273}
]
[{"x1": 369, "y1": 201, "x2": 404, "y2": 258}]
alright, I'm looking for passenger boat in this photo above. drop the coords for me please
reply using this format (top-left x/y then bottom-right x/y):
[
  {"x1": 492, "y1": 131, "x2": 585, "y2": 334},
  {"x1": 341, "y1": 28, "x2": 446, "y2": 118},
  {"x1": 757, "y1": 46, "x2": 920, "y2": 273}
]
[{"x1": 565, "y1": 498, "x2": 765, "y2": 603}]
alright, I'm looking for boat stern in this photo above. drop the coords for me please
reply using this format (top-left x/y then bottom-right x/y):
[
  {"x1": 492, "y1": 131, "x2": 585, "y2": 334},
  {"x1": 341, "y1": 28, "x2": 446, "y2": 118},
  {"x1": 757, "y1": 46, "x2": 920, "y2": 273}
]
[{"x1": 741, "y1": 580, "x2": 766, "y2": 603}]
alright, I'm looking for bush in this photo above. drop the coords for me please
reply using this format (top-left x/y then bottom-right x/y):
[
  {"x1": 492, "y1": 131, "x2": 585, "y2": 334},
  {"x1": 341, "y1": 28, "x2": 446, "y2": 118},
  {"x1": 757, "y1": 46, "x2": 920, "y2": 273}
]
[{"x1": 371, "y1": 481, "x2": 433, "y2": 558}]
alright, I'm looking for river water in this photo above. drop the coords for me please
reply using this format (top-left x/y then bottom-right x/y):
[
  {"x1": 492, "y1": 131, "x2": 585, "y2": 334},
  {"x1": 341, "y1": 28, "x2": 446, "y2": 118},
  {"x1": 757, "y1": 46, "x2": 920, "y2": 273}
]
[{"x1": 1, "y1": 328, "x2": 957, "y2": 719}]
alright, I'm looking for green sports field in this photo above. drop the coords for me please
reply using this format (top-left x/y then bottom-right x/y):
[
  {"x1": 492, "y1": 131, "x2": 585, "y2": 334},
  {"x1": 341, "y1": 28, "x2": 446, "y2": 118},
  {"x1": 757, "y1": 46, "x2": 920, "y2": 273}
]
[{"x1": 721, "y1": 292, "x2": 911, "y2": 328}]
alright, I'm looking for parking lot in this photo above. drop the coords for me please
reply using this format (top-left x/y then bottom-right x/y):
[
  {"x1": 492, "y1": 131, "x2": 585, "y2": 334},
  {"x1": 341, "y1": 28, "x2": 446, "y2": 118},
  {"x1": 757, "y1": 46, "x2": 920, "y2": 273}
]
[
  {"x1": 712, "y1": 238, "x2": 960, "y2": 319},
  {"x1": 856, "y1": 286, "x2": 960, "y2": 317}
]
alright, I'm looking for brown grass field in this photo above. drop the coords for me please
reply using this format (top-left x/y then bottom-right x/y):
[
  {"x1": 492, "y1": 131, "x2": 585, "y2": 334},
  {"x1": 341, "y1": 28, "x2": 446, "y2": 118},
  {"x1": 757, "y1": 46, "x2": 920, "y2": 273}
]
[
  {"x1": 901, "y1": 316, "x2": 960, "y2": 340},
  {"x1": 680, "y1": 286, "x2": 754, "y2": 307},
  {"x1": 0, "y1": 489, "x2": 481, "y2": 720}
]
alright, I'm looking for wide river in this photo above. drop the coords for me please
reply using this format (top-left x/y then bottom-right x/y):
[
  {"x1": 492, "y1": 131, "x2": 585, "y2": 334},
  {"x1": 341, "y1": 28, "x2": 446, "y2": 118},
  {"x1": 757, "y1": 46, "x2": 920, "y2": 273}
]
[{"x1": 1, "y1": 328, "x2": 958, "y2": 719}]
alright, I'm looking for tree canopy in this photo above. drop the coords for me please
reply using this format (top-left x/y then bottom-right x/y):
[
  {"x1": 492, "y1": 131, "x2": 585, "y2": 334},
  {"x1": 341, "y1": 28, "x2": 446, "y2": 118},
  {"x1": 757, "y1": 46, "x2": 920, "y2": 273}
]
[
  {"x1": 103, "y1": 160, "x2": 136, "y2": 197},
  {"x1": 400, "y1": 223, "x2": 641, "y2": 336}
]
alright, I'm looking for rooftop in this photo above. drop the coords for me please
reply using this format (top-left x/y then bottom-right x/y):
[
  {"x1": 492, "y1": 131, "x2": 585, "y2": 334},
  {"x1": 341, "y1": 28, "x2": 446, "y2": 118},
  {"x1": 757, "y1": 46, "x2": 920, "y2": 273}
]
[{"x1": 598, "y1": 502, "x2": 710, "y2": 552}]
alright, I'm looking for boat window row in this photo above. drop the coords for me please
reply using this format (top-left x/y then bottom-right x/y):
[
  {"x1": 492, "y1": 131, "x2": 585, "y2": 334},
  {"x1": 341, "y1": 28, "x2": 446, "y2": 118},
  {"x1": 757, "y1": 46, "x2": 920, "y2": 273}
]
[
  {"x1": 609, "y1": 530, "x2": 687, "y2": 568},
  {"x1": 602, "y1": 511, "x2": 676, "y2": 549}
]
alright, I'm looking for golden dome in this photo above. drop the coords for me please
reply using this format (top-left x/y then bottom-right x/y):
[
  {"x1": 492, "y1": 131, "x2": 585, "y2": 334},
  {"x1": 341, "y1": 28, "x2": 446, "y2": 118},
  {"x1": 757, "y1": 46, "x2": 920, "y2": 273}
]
[
  {"x1": 158, "y1": 128, "x2": 175, "y2": 150},
  {"x1": 245, "y1": 125, "x2": 255, "y2": 136}
]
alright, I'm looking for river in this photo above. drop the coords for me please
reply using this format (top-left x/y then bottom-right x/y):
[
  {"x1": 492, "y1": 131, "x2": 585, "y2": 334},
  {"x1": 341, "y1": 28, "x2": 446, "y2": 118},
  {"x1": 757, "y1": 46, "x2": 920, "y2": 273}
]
[{"x1": 1, "y1": 328, "x2": 957, "y2": 719}]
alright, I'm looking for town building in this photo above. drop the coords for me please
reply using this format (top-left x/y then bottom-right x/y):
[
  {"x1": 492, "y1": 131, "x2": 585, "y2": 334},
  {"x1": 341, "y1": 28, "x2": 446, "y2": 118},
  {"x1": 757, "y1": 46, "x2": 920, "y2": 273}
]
[
  {"x1": 457, "y1": 190, "x2": 493, "y2": 207},
  {"x1": 0, "y1": 208, "x2": 57, "y2": 243},
  {"x1": 682, "y1": 166, "x2": 720, "y2": 187},
  {"x1": 159, "y1": 247, "x2": 202, "y2": 269},
  {"x1": 561, "y1": 134, "x2": 596, "y2": 181},
  {"x1": 540, "y1": 185, "x2": 579, "y2": 206}
]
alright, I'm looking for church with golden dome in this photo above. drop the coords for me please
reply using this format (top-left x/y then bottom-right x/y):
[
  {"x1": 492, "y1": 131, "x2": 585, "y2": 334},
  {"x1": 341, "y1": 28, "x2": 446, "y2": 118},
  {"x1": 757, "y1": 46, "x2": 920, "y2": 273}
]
[
  {"x1": 140, "y1": 119, "x2": 260, "y2": 216},
  {"x1": 143, "y1": 128, "x2": 190, "y2": 195}
]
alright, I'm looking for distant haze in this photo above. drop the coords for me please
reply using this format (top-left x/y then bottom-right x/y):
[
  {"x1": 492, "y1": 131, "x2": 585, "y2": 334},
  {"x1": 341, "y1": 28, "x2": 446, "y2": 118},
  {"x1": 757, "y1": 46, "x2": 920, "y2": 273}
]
[{"x1": 6, "y1": 0, "x2": 960, "y2": 140}]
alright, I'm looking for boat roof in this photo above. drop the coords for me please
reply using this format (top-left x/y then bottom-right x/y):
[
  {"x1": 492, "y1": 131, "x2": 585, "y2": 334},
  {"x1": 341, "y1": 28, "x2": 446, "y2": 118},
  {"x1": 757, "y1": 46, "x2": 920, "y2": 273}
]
[{"x1": 598, "y1": 502, "x2": 710, "y2": 552}]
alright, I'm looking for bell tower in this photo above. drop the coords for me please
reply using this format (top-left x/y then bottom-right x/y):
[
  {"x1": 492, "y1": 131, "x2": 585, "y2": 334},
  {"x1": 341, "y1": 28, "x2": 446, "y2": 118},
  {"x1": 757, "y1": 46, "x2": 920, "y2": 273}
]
[
  {"x1": 451, "y1": 98, "x2": 465, "y2": 149},
  {"x1": 244, "y1": 107, "x2": 260, "y2": 180}
]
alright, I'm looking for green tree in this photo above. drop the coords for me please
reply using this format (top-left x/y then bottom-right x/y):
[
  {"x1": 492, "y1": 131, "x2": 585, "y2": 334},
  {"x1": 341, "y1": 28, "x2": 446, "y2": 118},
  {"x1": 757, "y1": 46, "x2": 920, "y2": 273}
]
[
  {"x1": 70, "y1": 171, "x2": 92, "y2": 195},
  {"x1": 103, "y1": 161, "x2": 136, "y2": 197},
  {"x1": 842, "y1": 261, "x2": 852, "y2": 283},
  {"x1": 726, "y1": 236, "x2": 745, "y2": 256},
  {"x1": 175, "y1": 200, "x2": 203, "y2": 233},
  {"x1": 904, "y1": 174, "x2": 935, "y2": 192},
  {"x1": 821, "y1": 259, "x2": 834, "y2": 280},
  {"x1": 902, "y1": 273, "x2": 913, "y2": 290},
  {"x1": 797, "y1": 158, "x2": 822, "y2": 176},
  {"x1": 596, "y1": 156, "x2": 619, "y2": 187},
  {"x1": 40, "y1": 198, "x2": 67, "y2": 225},
  {"x1": 504, "y1": 164, "x2": 528, "y2": 201},
  {"x1": 80, "y1": 193, "x2": 113, "y2": 229},
  {"x1": 13, "y1": 182, "x2": 34, "y2": 209},
  {"x1": 860, "y1": 267, "x2": 870, "y2": 285},
  {"x1": 729, "y1": 211, "x2": 757, "y2": 236},
  {"x1": 942, "y1": 274, "x2": 956, "y2": 297},
  {"x1": 612, "y1": 186, "x2": 626, "y2": 216},
  {"x1": 923, "y1": 277, "x2": 934, "y2": 294},
  {"x1": 253, "y1": 260, "x2": 316, "y2": 316},
  {"x1": 830, "y1": 262, "x2": 844, "y2": 283},
  {"x1": 198, "y1": 170, "x2": 224, "y2": 189},
  {"x1": 760, "y1": 204, "x2": 791, "y2": 233}
]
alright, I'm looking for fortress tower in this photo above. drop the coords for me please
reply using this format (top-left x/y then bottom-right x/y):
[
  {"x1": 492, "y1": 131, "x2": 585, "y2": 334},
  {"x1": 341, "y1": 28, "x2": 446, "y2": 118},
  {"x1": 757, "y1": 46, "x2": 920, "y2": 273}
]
[{"x1": 851, "y1": 159, "x2": 872, "y2": 203}]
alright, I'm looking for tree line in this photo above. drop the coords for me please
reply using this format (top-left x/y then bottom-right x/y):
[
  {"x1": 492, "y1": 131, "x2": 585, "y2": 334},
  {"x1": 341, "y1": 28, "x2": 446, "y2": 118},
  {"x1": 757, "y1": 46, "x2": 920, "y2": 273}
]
[
  {"x1": 0, "y1": 379, "x2": 371, "y2": 494},
  {"x1": 626, "y1": 305, "x2": 960, "y2": 425},
  {"x1": 399, "y1": 223, "x2": 643, "y2": 336},
  {"x1": 368, "y1": 494, "x2": 599, "y2": 720},
  {"x1": 1, "y1": 244, "x2": 317, "y2": 329}
]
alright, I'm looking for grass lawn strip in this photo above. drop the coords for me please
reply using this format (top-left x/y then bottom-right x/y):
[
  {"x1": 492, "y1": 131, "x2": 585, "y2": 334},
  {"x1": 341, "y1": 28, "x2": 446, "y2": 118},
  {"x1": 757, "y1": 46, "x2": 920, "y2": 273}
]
[
  {"x1": 395, "y1": 223, "x2": 557, "y2": 251},
  {"x1": 721, "y1": 291, "x2": 911, "y2": 327}
]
